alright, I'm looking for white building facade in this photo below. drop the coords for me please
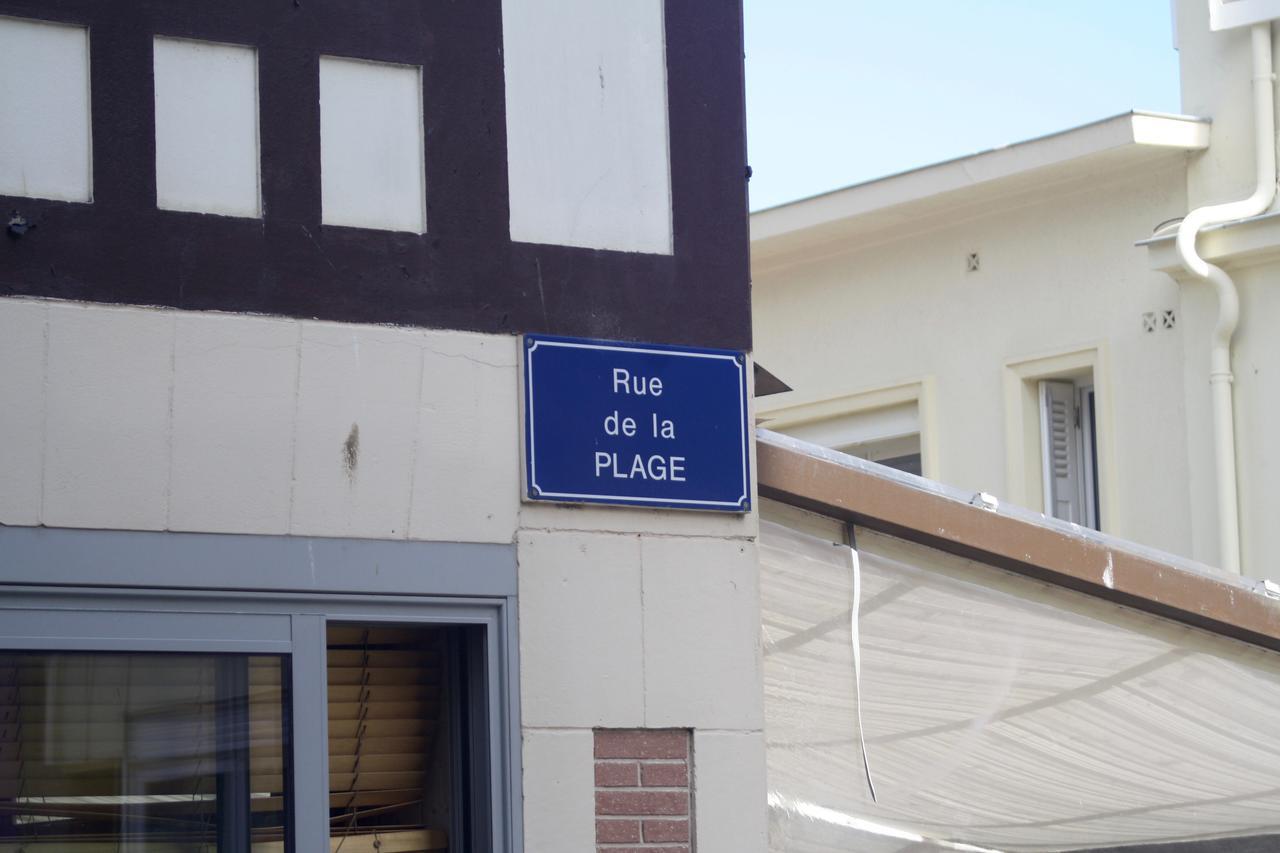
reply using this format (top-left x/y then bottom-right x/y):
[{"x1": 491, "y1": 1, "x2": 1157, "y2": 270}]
[{"x1": 753, "y1": 2, "x2": 1280, "y2": 582}]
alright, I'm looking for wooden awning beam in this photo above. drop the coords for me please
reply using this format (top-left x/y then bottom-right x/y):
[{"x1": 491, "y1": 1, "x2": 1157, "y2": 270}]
[{"x1": 756, "y1": 430, "x2": 1280, "y2": 653}]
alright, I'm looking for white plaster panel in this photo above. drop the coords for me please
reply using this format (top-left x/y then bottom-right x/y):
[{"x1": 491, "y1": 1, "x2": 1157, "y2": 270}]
[
  {"x1": 291, "y1": 322, "x2": 424, "y2": 539},
  {"x1": 409, "y1": 332, "x2": 519, "y2": 543},
  {"x1": 168, "y1": 314, "x2": 298, "y2": 534},
  {"x1": 693, "y1": 731, "x2": 768, "y2": 853},
  {"x1": 319, "y1": 56, "x2": 425, "y2": 233},
  {"x1": 0, "y1": 16, "x2": 91, "y2": 202},
  {"x1": 517, "y1": 530, "x2": 644, "y2": 728},
  {"x1": 42, "y1": 305, "x2": 173, "y2": 530},
  {"x1": 502, "y1": 0, "x2": 672, "y2": 254},
  {"x1": 0, "y1": 300, "x2": 47, "y2": 525},
  {"x1": 521, "y1": 729, "x2": 595, "y2": 853},
  {"x1": 641, "y1": 536, "x2": 764, "y2": 729},
  {"x1": 153, "y1": 38, "x2": 261, "y2": 218}
]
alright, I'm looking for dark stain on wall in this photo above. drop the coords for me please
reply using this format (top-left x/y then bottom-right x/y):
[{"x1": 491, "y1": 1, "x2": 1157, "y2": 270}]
[{"x1": 342, "y1": 423, "x2": 359, "y2": 484}]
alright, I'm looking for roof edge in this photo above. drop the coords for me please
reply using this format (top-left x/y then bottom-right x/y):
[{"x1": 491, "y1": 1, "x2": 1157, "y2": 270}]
[{"x1": 751, "y1": 111, "x2": 1209, "y2": 246}]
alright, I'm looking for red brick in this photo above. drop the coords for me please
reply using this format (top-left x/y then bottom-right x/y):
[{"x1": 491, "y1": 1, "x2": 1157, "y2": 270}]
[
  {"x1": 595, "y1": 819, "x2": 641, "y2": 843},
  {"x1": 640, "y1": 762, "x2": 688, "y2": 787},
  {"x1": 594, "y1": 729, "x2": 689, "y2": 760},
  {"x1": 595, "y1": 790, "x2": 689, "y2": 816},
  {"x1": 595, "y1": 761, "x2": 639, "y2": 787},
  {"x1": 643, "y1": 818, "x2": 690, "y2": 843},
  {"x1": 596, "y1": 847, "x2": 688, "y2": 853}
]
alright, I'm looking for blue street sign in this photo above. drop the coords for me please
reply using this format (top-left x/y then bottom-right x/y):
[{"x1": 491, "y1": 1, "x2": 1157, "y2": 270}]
[{"x1": 523, "y1": 334, "x2": 751, "y2": 512}]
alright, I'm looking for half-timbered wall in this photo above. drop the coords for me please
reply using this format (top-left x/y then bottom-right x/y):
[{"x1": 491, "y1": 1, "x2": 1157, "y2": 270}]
[
  {"x1": 0, "y1": 4, "x2": 764, "y2": 852},
  {"x1": 0, "y1": 0, "x2": 750, "y2": 349}
]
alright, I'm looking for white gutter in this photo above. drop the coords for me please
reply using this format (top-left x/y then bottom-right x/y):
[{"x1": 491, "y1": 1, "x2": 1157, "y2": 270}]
[{"x1": 1174, "y1": 23, "x2": 1277, "y2": 575}]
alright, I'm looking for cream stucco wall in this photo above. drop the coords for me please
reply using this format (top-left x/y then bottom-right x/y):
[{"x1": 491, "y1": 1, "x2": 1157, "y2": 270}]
[
  {"x1": 1169, "y1": 254, "x2": 1280, "y2": 583},
  {"x1": 1175, "y1": 1, "x2": 1280, "y2": 209},
  {"x1": 752, "y1": 6, "x2": 1280, "y2": 582},
  {"x1": 754, "y1": 158, "x2": 1199, "y2": 565},
  {"x1": 1158, "y1": 3, "x2": 1280, "y2": 578},
  {"x1": 1224, "y1": 262, "x2": 1280, "y2": 579},
  {"x1": 0, "y1": 296, "x2": 768, "y2": 853}
]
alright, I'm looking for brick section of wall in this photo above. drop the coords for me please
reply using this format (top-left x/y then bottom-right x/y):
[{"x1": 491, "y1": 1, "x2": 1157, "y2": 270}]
[{"x1": 594, "y1": 729, "x2": 692, "y2": 853}]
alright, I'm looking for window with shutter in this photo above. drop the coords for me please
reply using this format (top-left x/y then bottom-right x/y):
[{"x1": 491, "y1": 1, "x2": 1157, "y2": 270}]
[
  {"x1": 780, "y1": 401, "x2": 925, "y2": 476},
  {"x1": 1038, "y1": 379, "x2": 1100, "y2": 530}
]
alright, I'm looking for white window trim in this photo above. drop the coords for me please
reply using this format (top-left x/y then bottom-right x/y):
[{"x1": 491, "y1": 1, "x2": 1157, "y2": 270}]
[
  {"x1": 1003, "y1": 344, "x2": 1118, "y2": 532},
  {"x1": 755, "y1": 377, "x2": 939, "y2": 480}
]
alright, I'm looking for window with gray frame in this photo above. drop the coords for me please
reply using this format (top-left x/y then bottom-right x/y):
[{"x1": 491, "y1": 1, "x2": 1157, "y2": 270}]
[{"x1": 0, "y1": 584, "x2": 520, "y2": 853}]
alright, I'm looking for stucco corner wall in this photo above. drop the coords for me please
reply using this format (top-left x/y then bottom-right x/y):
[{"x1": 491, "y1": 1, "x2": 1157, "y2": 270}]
[
  {"x1": 515, "y1": 513, "x2": 765, "y2": 852},
  {"x1": 513, "y1": 350, "x2": 765, "y2": 850},
  {"x1": 0, "y1": 295, "x2": 771, "y2": 851}
]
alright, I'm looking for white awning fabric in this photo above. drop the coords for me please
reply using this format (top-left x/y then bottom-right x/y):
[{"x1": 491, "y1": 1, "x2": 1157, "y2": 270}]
[{"x1": 761, "y1": 515, "x2": 1280, "y2": 852}]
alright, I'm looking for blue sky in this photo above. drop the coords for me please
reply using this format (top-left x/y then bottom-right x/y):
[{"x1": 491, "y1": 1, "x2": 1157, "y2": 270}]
[{"x1": 744, "y1": 1, "x2": 1184, "y2": 210}]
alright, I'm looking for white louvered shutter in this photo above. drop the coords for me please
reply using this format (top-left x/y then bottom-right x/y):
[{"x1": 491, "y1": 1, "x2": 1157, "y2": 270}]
[{"x1": 1039, "y1": 380, "x2": 1083, "y2": 524}]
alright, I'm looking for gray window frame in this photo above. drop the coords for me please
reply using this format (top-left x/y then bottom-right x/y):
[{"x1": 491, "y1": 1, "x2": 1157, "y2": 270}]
[{"x1": 0, "y1": 526, "x2": 523, "y2": 853}]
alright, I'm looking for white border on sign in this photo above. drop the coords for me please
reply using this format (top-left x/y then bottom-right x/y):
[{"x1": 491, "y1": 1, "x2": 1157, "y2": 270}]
[{"x1": 525, "y1": 338, "x2": 749, "y2": 509}]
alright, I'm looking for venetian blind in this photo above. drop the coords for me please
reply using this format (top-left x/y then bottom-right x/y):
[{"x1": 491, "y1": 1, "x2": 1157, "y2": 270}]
[{"x1": 325, "y1": 625, "x2": 447, "y2": 853}]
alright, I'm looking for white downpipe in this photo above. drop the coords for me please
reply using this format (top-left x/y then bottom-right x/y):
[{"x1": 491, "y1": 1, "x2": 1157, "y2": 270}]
[{"x1": 1174, "y1": 23, "x2": 1276, "y2": 575}]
